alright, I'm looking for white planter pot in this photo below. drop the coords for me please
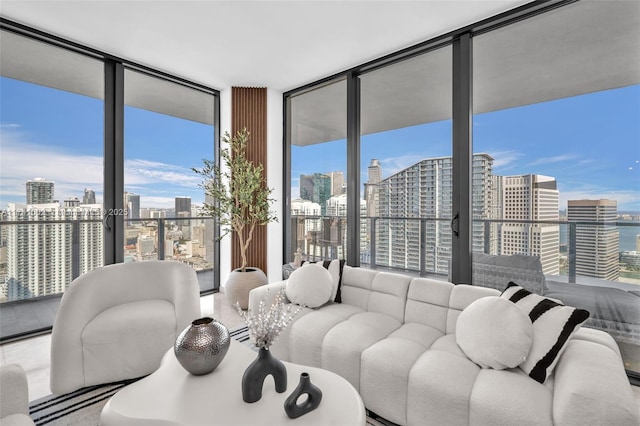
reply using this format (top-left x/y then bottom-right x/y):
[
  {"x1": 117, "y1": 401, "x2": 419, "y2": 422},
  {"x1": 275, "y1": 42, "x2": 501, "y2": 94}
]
[{"x1": 225, "y1": 267, "x2": 268, "y2": 310}]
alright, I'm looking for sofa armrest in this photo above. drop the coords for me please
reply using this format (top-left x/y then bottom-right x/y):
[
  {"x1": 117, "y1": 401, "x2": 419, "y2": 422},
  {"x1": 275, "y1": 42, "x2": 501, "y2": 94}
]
[
  {"x1": 0, "y1": 364, "x2": 30, "y2": 418},
  {"x1": 248, "y1": 281, "x2": 288, "y2": 312},
  {"x1": 552, "y1": 338, "x2": 639, "y2": 425}
]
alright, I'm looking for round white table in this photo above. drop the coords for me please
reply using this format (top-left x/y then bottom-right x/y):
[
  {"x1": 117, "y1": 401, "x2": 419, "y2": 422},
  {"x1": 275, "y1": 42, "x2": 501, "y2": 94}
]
[{"x1": 100, "y1": 339, "x2": 366, "y2": 425}]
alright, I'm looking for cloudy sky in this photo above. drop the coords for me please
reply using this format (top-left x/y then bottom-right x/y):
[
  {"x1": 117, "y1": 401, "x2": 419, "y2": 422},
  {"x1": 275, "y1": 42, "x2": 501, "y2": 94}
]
[
  {"x1": 1, "y1": 77, "x2": 639, "y2": 212},
  {"x1": 0, "y1": 77, "x2": 213, "y2": 209},
  {"x1": 292, "y1": 84, "x2": 640, "y2": 212}
]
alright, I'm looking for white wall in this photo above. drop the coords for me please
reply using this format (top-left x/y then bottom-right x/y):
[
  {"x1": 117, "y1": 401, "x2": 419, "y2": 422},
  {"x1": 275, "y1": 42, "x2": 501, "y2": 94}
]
[
  {"x1": 218, "y1": 88, "x2": 232, "y2": 289},
  {"x1": 266, "y1": 88, "x2": 284, "y2": 283},
  {"x1": 218, "y1": 87, "x2": 284, "y2": 288}
]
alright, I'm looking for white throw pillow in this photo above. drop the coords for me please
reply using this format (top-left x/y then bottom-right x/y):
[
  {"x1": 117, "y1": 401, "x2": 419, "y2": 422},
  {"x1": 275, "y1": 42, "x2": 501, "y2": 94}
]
[
  {"x1": 456, "y1": 296, "x2": 534, "y2": 370},
  {"x1": 286, "y1": 264, "x2": 333, "y2": 308}
]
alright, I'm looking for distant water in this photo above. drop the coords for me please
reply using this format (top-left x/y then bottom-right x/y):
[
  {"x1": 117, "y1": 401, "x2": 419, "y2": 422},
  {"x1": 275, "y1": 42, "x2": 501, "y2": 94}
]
[{"x1": 559, "y1": 222, "x2": 640, "y2": 252}]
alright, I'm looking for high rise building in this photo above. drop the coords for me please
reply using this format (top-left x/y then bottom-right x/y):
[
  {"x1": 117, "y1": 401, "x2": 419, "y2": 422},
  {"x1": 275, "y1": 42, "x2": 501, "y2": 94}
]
[
  {"x1": 567, "y1": 199, "x2": 619, "y2": 280},
  {"x1": 125, "y1": 193, "x2": 140, "y2": 221},
  {"x1": 498, "y1": 174, "x2": 560, "y2": 275},
  {"x1": 64, "y1": 197, "x2": 80, "y2": 208},
  {"x1": 83, "y1": 188, "x2": 96, "y2": 204},
  {"x1": 325, "y1": 194, "x2": 367, "y2": 261},
  {"x1": 175, "y1": 196, "x2": 192, "y2": 218},
  {"x1": 291, "y1": 199, "x2": 322, "y2": 258},
  {"x1": 26, "y1": 178, "x2": 54, "y2": 204},
  {"x1": 326, "y1": 171, "x2": 345, "y2": 196},
  {"x1": 175, "y1": 196, "x2": 192, "y2": 239},
  {"x1": 300, "y1": 173, "x2": 331, "y2": 215},
  {"x1": 364, "y1": 159, "x2": 382, "y2": 218},
  {"x1": 3, "y1": 203, "x2": 103, "y2": 301},
  {"x1": 375, "y1": 154, "x2": 494, "y2": 274}
]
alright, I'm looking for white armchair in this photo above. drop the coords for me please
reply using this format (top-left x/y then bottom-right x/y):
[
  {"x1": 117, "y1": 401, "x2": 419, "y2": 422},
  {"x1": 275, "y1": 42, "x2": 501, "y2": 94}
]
[
  {"x1": 0, "y1": 364, "x2": 35, "y2": 426},
  {"x1": 50, "y1": 260, "x2": 201, "y2": 394}
]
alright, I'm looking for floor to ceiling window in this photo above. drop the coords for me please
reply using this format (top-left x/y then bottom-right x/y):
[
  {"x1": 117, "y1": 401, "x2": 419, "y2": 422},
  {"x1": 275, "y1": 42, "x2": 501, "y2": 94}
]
[
  {"x1": 284, "y1": 0, "x2": 639, "y2": 378},
  {"x1": 124, "y1": 69, "x2": 216, "y2": 292},
  {"x1": 0, "y1": 30, "x2": 104, "y2": 305},
  {"x1": 472, "y1": 0, "x2": 639, "y2": 375},
  {"x1": 360, "y1": 46, "x2": 452, "y2": 276},
  {"x1": 0, "y1": 22, "x2": 219, "y2": 340},
  {"x1": 288, "y1": 79, "x2": 347, "y2": 262}
]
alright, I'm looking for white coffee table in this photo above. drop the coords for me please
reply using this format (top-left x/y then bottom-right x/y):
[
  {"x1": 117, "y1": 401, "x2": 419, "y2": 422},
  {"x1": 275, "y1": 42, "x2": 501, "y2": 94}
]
[{"x1": 101, "y1": 339, "x2": 366, "y2": 425}]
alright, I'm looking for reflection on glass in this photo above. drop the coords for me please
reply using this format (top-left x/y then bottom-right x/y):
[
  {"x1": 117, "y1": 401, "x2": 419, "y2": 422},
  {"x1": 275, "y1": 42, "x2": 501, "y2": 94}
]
[
  {"x1": 360, "y1": 46, "x2": 453, "y2": 276},
  {"x1": 472, "y1": 1, "x2": 640, "y2": 373},
  {"x1": 0, "y1": 30, "x2": 104, "y2": 304},
  {"x1": 123, "y1": 70, "x2": 215, "y2": 291},
  {"x1": 289, "y1": 79, "x2": 347, "y2": 262}
]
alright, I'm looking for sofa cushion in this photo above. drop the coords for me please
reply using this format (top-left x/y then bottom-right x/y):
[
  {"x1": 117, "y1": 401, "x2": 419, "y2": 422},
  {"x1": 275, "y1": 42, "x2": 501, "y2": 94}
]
[
  {"x1": 405, "y1": 278, "x2": 454, "y2": 334},
  {"x1": 502, "y1": 282, "x2": 590, "y2": 384},
  {"x1": 469, "y1": 368, "x2": 553, "y2": 425},
  {"x1": 361, "y1": 337, "x2": 427, "y2": 425},
  {"x1": 456, "y1": 296, "x2": 533, "y2": 370},
  {"x1": 286, "y1": 263, "x2": 333, "y2": 308},
  {"x1": 287, "y1": 310, "x2": 352, "y2": 367},
  {"x1": 321, "y1": 312, "x2": 401, "y2": 390},
  {"x1": 407, "y1": 349, "x2": 481, "y2": 426},
  {"x1": 367, "y1": 272, "x2": 412, "y2": 322},
  {"x1": 340, "y1": 266, "x2": 378, "y2": 310}
]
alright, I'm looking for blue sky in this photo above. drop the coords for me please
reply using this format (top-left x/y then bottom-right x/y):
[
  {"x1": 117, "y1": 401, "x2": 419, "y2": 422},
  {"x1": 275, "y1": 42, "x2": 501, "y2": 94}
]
[
  {"x1": 1, "y1": 77, "x2": 639, "y2": 211},
  {"x1": 0, "y1": 77, "x2": 213, "y2": 209},
  {"x1": 292, "y1": 85, "x2": 640, "y2": 212}
]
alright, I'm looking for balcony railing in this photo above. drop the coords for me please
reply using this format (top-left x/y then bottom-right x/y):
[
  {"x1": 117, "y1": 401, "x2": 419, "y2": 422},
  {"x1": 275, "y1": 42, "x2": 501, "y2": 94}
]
[
  {"x1": 290, "y1": 214, "x2": 640, "y2": 285},
  {"x1": 0, "y1": 216, "x2": 217, "y2": 304}
]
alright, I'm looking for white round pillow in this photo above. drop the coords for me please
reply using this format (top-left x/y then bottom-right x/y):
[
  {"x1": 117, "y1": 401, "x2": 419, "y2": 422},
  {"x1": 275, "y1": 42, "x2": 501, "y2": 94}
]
[
  {"x1": 286, "y1": 264, "x2": 333, "y2": 308},
  {"x1": 456, "y1": 296, "x2": 533, "y2": 370}
]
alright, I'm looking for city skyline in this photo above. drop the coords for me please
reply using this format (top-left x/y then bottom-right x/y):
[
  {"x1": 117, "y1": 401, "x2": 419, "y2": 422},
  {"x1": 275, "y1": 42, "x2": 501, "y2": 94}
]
[{"x1": 1, "y1": 77, "x2": 639, "y2": 211}]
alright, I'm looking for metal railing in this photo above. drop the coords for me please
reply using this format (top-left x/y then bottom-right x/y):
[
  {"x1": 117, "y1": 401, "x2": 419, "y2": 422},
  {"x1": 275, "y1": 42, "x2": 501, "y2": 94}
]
[
  {"x1": 0, "y1": 216, "x2": 216, "y2": 304},
  {"x1": 290, "y1": 214, "x2": 640, "y2": 282}
]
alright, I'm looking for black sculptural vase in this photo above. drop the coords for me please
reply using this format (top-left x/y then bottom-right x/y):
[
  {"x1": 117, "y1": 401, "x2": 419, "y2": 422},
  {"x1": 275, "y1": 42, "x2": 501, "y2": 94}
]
[
  {"x1": 242, "y1": 347, "x2": 287, "y2": 403},
  {"x1": 284, "y1": 372, "x2": 323, "y2": 419}
]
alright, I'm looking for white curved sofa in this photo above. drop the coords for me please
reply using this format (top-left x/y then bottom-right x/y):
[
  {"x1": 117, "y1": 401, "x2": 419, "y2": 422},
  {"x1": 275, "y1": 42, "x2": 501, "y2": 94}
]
[
  {"x1": 50, "y1": 260, "x2": 201, "y2": 394},
  {"x1": 250, "y1": 265, "x2": 639, "y2": 426}
]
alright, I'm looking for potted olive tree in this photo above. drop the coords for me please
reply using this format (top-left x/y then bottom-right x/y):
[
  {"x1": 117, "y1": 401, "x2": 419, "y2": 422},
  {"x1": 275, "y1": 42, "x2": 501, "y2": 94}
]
[{"x1": 193, "y1": 128, "x2": 277, "y2": 309}]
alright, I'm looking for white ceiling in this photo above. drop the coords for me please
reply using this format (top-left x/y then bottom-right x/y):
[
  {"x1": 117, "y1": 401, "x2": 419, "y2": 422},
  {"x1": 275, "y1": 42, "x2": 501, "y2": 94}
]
[{"x1": 0, "y1": 0, "x2": 533, "y2": 92}]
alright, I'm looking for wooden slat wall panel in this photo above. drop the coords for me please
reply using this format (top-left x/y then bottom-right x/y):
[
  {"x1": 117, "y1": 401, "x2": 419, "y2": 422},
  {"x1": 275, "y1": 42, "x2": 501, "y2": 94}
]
[{"x1": 231, "y1": 87, "x2": 268, "y2": 273}]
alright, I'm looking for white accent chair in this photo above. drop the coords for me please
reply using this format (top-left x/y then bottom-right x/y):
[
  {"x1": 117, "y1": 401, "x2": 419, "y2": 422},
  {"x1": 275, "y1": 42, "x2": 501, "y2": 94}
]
[
  {"x1": 0, "y1": 364, "x2": 35, "y2": 426},
  {"x1": 50, "y1": 261, "x2": 201, "y2": 394}
]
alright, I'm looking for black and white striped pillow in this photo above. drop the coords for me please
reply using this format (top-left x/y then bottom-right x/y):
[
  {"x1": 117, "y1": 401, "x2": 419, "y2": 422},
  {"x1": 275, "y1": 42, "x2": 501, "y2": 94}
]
[{"x1": 501, "y1": 282, "x2": 590, "y2": 384}]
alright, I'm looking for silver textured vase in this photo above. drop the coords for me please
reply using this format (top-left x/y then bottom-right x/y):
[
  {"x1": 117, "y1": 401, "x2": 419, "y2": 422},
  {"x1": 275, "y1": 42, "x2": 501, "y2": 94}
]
[{"x1": 174, "y1": 317, "x2": 230, "y2": 375}]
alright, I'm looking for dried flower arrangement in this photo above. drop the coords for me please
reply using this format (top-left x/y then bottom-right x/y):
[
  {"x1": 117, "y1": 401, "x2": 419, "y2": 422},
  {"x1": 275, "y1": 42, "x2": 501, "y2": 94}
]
[{"x1": 236, "y1": 288, "x2": 301, "y2": 349}]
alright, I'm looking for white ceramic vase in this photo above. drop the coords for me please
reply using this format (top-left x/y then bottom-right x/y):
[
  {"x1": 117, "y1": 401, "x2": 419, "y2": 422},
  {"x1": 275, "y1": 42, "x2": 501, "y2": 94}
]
[{"x1": 225, "y1": 267, "x2": 268, "y2": 310}]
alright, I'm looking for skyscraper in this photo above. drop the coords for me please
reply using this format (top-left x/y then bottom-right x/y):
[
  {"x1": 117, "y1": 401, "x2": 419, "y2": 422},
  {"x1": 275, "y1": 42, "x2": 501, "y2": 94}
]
[
  {"x1": 567, "y1": 199, "x2": 619, "y2": 280},
  {"x1": 364, "y1": 159, "x2": 382, "y2": 218},
  {"x1": 175, "y1": 196, "x2": 192, "y2": 239},
  {"x1": 300, "y1": 173, "x2": 331, "y2": 215},
  {"x1": 375, "y1": 154, "x2": 494, "y2": 274},
  {"x1": 26, "y1": 178, "x2": 54, "y2": 204},
  {"x1": 3, "y1": 203, "x2": 103, "y2": 301},
  {"x1": 175, "y1": 196, "x2": 192, "y2": 218},
  {"x1": 498, "y1": 174, "x2": 560, "y2": 275},
  {"x1": 83, "y1": 188, "x2": 96, "y2": 204},
  {"x1": 326, "y1": 171, "x2": 345, "y2": 196},
  {"x1": 125, "y1": 193, "x2": 140, "y2": 221}
]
